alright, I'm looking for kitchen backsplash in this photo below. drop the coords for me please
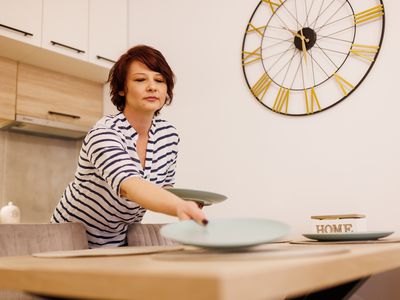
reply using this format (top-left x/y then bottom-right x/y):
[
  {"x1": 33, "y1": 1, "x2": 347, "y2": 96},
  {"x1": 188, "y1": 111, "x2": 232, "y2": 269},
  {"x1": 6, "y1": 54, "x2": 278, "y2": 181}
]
[{"x1": 0, "y1": 130, "x2": 81, "y2": 223}]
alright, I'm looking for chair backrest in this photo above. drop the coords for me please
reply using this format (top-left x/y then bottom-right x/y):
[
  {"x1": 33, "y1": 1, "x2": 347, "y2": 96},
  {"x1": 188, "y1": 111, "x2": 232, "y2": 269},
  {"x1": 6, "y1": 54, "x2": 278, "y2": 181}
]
[
  {"x1": 0, "y1": 223, "x2": 88, "y2": 257},
  {"x1": 0, "y1": 223, "x2": 88, "y2": 300},
  {"x1": 127, "y1": 223, "x2": 180, "y2": 246}
]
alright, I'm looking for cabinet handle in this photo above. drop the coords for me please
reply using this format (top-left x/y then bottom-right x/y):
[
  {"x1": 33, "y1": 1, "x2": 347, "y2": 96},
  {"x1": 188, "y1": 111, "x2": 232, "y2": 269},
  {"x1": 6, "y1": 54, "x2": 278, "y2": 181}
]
[
  {"x1": 50, "y1": 41, "x2": 85, "y2": 54},
  {"x1": 96, "y1": 55, "x2": 116, "y2": 64},
  {"x1": 48, "y1": 111, "x2": 81, "y2": 119},
  {"x1": 0, "y1": 24, "x2": 33, "y2": 37}
]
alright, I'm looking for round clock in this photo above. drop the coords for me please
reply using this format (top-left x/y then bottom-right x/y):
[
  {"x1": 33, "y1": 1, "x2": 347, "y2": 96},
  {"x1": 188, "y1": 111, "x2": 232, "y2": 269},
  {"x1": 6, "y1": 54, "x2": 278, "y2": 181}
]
[{"x1": 242, "y1": 0, "x2": 385, "y2": 116}]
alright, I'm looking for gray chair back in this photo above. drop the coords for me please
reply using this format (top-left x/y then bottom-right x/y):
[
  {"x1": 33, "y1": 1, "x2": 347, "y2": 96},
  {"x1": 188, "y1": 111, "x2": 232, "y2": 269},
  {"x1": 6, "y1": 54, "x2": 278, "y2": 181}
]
[
  {"x1": 0, "y1": 223, "x2": 88, "y2": 257},
  {"x1": 127, "y1": 223, "x2": 180, "y2": 246},
  {"x1": 0, "y1": 223, "x2": 88, "y2": 299}
]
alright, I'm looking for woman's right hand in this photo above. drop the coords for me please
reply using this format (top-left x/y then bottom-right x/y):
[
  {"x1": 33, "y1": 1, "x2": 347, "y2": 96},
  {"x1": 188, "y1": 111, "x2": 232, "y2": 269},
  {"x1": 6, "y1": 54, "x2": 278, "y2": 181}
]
[
  {"x1": 121, "y1": 177, "x2": 208, "y2": 225},
  {"x1": 176, "y1": 200, "x2": 208, "y2": 225}
]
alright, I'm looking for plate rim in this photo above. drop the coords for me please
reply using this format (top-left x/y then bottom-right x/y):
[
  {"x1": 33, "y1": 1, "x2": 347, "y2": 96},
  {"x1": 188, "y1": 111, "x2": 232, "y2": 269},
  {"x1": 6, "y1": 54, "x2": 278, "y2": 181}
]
[
  {"x1": 173, "y1": 197, "x2": 213, "y2": 206},
  {"x1": 303, "y1": 231, "x2": 394, "y2": 241},
  {"x1": 161, "y1": 218, "x2": 290, "y2": 249},
  {"x1": 167, "y1": 188, "x2": 227, "y2": 199}
]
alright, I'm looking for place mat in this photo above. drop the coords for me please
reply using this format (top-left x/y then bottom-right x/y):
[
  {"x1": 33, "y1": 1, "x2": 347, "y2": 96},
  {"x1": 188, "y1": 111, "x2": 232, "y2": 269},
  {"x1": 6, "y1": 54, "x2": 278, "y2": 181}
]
[
  {"x1": 271, "y1": 239, "x2": 291, "y2": 244},
  {"x1": 153, "y1": 245, "x2": 349, "y2": 261},
  {"x1": 33, "y1": 245, "x2": 184, "y2": 258},
  {"x1": 290, "y1": 239, "x2": 400, "y2": 245}
]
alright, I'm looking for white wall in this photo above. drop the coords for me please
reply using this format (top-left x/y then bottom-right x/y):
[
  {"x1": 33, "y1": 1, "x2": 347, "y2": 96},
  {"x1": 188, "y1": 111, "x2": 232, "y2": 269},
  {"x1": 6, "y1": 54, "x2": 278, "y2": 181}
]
[{"x1": 125, "y1": 0, "x2": 400, "y2": 237}]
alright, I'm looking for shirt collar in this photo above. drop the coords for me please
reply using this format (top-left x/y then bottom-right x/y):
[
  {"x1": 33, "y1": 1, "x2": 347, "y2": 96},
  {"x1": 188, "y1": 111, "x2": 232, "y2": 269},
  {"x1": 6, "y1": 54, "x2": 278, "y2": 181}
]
[{"x1": 119, "y1": 112, "x2": 158, "y2": 140}]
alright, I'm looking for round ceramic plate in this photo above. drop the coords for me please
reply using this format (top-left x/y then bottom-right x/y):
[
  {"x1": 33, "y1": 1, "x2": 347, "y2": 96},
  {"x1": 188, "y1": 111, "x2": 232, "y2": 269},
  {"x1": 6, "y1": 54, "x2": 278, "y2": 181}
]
[
  {"x1": 303, "y1": 231, "x2": 394, "y2": 241},
  {"x1": 160, "y1": 218, "x2": 290, "y2": 249},
  {"x1": 167, "y1": 188, "x2": 227, "y2": 206}
]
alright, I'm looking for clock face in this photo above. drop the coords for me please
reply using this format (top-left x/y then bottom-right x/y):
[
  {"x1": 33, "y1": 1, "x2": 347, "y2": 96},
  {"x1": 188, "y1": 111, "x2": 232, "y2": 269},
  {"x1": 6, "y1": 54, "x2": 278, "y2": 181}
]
[{"x1": 242, "y1": 0, "x2": 385, "y2": 116}]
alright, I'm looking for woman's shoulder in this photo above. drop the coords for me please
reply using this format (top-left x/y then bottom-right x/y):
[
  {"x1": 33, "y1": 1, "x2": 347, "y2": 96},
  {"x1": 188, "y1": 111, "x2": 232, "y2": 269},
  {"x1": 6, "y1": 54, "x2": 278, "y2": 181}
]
[
  {"x1": 154, "y1": 119, "x2": 177, "y2": 130},
  {"x1": 152, "y1": 117, "x2": 179, "y2": 138},
  {"x1": 89, "y1": 113, "x2": 128, "y2": 132},
  {"x1": 95, "y1": 113, "x2": 124, "y2": 128},
  {"x1": 84, "y1": 113, "x2": 127, "y2": 140}
]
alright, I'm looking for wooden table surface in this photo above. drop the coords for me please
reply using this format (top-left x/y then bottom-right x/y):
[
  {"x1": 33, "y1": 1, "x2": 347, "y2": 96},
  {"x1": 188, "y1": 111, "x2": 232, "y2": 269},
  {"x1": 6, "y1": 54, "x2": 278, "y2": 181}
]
[{"x1": 1, "y1": 242, "x2": 400, "y2": 300}]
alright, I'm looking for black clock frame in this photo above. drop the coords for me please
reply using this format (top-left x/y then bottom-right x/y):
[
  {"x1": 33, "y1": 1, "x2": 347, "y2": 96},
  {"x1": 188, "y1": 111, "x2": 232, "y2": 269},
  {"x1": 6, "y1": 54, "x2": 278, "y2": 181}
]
[{"x1": 241, "y1": 0, "x2": 385, "y2": 116}]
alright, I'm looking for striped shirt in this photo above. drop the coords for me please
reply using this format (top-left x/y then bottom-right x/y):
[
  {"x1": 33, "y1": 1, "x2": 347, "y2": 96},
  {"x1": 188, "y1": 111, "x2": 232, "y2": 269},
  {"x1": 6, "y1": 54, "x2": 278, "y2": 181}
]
[{"x1": 51, "y1": 112, "x2": 179, "y2": 248}]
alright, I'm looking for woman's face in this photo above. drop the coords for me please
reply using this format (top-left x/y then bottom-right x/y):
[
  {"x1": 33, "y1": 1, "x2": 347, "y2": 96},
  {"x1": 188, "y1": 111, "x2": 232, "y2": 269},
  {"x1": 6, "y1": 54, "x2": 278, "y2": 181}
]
[{"x1": 120, "y1": 60, "x2": 167, "y2": 116}]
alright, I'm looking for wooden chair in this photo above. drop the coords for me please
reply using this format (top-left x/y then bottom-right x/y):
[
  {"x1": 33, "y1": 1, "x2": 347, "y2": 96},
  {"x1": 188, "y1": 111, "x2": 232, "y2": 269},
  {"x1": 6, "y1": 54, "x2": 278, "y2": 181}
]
[
  {"x1": 127, "y1": 223, "x2": 179, "y2": 246},
  {"x1": 0, "y1": 223, "x2": 88, "y2": 300}
]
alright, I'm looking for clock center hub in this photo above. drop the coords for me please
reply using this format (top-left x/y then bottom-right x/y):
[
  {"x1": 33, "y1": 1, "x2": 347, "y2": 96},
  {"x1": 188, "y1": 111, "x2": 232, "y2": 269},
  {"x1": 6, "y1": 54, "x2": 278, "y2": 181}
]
[{"x1": 294, "y1": 27, "x2": 317, "y2": 51}]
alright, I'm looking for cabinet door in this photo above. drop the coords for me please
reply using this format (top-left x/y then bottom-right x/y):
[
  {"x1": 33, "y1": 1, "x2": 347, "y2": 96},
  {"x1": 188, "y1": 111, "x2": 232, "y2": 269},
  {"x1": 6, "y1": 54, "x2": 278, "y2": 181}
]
[
  {"x1": 0, "y1": 57, "x2": 17, "y2": 126},
  {"x1": 0, "y1": 0, "x2": 42, "y2": 47},
  {"x1": 89, "y1": 0, "x2": 127, "y2": 68},
  {"x1": 16, "y1": 64, "x2": 102, "y2": 129},
  {"x1": 42, "y1": 0, "x2": 89, "y2": 61}
]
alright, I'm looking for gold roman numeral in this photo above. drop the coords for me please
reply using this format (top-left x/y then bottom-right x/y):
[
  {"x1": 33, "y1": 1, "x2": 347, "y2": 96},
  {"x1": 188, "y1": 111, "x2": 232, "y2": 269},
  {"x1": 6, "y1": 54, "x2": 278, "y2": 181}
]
[
  {"x1": 350, "y1": 44, "x2": 379, "y2": 62},
  {"x1": 262, "y1": 0, "x2": 283, "y2": 13},
  {"x1": 247, "y1": 23, "x2": 266, "y2": 37},
  {"x1": 272, "y1": 87, "x2": 290, "y2": 114},
  {"x1": 251, "y1": 73, "x2": 273, "y2": 101},
  {"x1": 304, "y1": 87, "x2": 321, "y2": 114},
  {"x1": 354, "y1": 5, "x2": 384, "y2": 25},
  {"x1": 334, "y1": 74, "x2": 354, "y2": 96},
  {"x1": 242, "y1": 47, "x2": 262, "y2": 65}
]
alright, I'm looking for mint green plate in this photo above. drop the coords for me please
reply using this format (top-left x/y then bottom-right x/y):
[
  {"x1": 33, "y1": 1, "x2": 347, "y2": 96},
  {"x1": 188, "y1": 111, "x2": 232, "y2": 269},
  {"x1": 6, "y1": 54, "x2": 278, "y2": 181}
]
[
  {"x1": 303, "y1": 231, "x2": 394, "y2": 241},
  {"x1": 160, "y1": 218, "x2": 290, "y2": 249},
  {"x1": 167, "y1": 188, "x2": 227, "y2": 206}
]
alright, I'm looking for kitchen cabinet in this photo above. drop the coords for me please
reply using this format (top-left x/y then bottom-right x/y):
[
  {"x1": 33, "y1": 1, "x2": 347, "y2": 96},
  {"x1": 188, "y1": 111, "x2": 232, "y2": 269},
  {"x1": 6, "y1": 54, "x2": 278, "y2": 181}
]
[
  {"x1": 89, "y1": 0, "x2": 128, "y2": 68},
  {"x1": 0, "y1": 0, "x2": 42, "y2": 47},
  {"x1": 0, "y1": 57, "x2": 17, "y2": 126},
  {"x1": 16, "y1": 63, "x2": 102, "y2": 130},
  {"x1": 42, "y1": 0, "x2": 89, "y2": 61},
  {"x1": 0, "y1": 0, "x2": 128, "y2": 83}
]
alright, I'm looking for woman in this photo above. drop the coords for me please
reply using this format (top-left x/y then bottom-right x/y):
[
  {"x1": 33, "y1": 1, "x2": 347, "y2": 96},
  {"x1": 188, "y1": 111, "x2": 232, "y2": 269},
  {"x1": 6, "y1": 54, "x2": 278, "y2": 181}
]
[{"x1": 51, "y1": 45, "x2": 207, "y2": 248}]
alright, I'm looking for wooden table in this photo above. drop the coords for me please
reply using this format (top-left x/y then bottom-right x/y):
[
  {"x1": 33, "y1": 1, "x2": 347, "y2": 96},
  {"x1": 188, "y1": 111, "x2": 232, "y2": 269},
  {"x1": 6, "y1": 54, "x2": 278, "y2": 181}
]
[{"x1": 1, "y1": 242, "x2": 400, "y2": 300}]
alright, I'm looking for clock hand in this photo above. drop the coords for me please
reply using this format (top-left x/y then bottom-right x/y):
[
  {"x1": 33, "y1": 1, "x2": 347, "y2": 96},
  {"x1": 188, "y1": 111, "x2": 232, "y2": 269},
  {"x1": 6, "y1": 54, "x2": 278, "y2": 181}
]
[
  {"x1": 282, "y1": 27, "x2": 310, "y2": 43},
  {"x1": 300, "y1": 28, "x2": 307, "y2": 64}
]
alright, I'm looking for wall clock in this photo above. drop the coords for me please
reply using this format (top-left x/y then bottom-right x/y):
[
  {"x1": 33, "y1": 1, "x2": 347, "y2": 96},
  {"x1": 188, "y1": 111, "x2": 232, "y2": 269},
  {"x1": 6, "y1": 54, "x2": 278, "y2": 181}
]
[{"x1": 242, "y1": 0, "x2": 385, "y2": 116}]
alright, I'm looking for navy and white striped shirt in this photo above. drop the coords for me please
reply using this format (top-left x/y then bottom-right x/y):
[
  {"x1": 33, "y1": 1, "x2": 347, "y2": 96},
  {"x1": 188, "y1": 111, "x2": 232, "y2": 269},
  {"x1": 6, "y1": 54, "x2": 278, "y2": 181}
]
[{"x1": 51, "y1": 112, "x2": 179, "y2": 248}]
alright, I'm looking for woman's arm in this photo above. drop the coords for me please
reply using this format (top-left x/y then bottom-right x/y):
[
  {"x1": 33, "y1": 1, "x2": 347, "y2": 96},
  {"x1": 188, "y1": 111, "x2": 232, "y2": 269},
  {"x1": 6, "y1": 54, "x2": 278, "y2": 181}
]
[{"x1": 120, "y1": 177, "x2": 208, "y2": 224}]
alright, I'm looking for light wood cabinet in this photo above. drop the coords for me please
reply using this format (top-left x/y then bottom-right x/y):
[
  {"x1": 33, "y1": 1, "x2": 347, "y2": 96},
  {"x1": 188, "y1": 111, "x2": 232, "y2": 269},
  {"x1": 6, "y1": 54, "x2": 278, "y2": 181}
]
[
  {"x1": 42, "y1": 0, "x2": 89, "y2": 61},
  {"x1": 0, "y1": 0, "x2": 42, "y2": 47},
  {"x1": 16, "y1": 63, "x2": 102, "y2": 129},
  {"x1": 0, "y1": 57, "x2": 17, "y2": 126},
  {"x1": 89, "y1": 0, "x2": 128, "y2": 68}
]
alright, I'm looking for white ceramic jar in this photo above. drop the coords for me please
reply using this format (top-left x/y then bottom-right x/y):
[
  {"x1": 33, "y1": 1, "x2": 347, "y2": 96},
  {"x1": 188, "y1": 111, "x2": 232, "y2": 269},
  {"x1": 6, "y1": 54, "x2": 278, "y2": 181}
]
[{"x1": 0, "y1": 202, "x2": 21, "y2": 224}]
